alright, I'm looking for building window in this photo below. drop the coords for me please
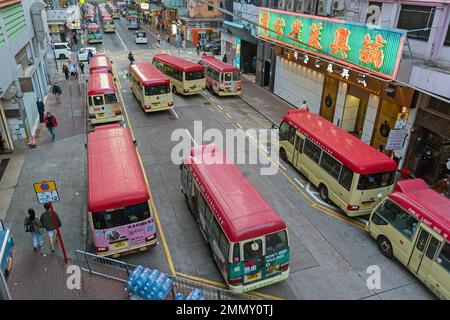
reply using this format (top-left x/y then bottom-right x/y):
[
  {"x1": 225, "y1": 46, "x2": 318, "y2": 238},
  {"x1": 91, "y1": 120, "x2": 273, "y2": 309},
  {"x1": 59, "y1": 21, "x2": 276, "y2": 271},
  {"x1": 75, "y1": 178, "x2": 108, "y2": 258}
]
[
  {"x1": 426, "y1": 97, "x2": 450, "y2": 117},
  {"x1": 207, "y1": 2, "x2": 213, "y2": 11},
  {"x1": 445, "y1": 23, "x2": 450, "y2": 46},
  {"x1": 397, "y1": 5, "x2": 435, "y2": 42}
]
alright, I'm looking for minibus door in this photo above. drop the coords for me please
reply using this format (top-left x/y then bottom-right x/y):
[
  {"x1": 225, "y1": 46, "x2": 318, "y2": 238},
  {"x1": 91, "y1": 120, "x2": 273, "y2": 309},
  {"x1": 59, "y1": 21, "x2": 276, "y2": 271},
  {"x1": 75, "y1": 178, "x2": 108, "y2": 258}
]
[
  {"x1": 292, "y1": 134, "x2": 303, "y2": 169},
  {"x1": 407, "y1": 227, "x2": 440, "y2": 280}
]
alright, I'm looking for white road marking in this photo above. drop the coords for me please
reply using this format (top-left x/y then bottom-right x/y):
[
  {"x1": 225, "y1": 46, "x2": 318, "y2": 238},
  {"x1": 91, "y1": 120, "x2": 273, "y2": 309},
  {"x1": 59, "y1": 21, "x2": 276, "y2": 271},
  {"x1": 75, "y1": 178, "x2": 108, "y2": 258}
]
[
  {"x1": 294, "y1": 177, "x2": 305, "y2": 188},
  {"x1": 171, "y1": 108, "x2": 179, "y2": 120},
  {"x1": 225, "y1": 113, "x2": 232, "y2": 119},
  {"x1": 246, "y1": 132, "x2": 257, "y2": 141},
  {"x1": 260, "y1": 145, "x2": 268, "y2": 154},
  {"x1": 115, "y1": 30, "x2": 128, "y2": 51},
  {"x1": 305, "y1": 182, "x2": 338, "y2": 210},
  {"x1": 277, "y1": 161, "x2": 287, "y2": 171},
  {"x1": 185, "y1": 129, "x2": 198, "y2": 147},
  {"x1": 216, "y1": 104, "x2": 223, "y2": 110},
  {"x1": 235, "y1": 122, "x2": 243, "y2": 129}
]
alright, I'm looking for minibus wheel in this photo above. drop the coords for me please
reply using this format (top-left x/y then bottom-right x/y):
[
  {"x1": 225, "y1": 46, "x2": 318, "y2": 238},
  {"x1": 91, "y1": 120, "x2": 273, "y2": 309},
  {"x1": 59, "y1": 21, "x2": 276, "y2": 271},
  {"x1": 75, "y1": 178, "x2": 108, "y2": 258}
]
[
  {"x1": 319, "y1": 184, "x2": 329, "y2": 203},
  {"x1": 377, "y1": 236, "x2": 393, "y2": 258},
  {"x1": 280, "y1": 148, "x2": 287, "y2": 162}
]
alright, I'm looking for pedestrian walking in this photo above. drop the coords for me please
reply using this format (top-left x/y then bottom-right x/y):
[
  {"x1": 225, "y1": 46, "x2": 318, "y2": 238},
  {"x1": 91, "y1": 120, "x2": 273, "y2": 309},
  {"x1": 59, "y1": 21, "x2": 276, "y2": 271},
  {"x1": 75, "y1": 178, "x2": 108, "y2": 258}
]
[
  {"x1": 63, "y1": 63, "x2": 70, "y2": 80},
  {"x1": 24, "y1": 208, "x2": 44, "y2": 251},
  {"x1": 166, "y1": 34, "x2": 170, "y2": 43},
  {"x1": 157, "y1": 33, "x2": 161, "y2": 45},
  {"x1": 69, "y1": 63, "x2": 78, "y2": 79},
  {"x1": 52, "y1": 82, "x2": 62, "y2": 104},
  {"x1": 36, "y1": 98, "x2": 45, "y2": 123},
  {"x1": 40, "y1": 203, "x2": 62, "y2": 253},
  {"x1": 72, "y1": 33, "x2": 78, "y2": 49},
  {"x1": 222, "y1": 54, "x2": 228, "y2": 63},
  {"x1": 87, "y1": 49, "x2": 94, "y2": 64},
  {"x1": 299, "y1": 100, "x2": 309, "y2": 111},
  {"x1": 128, "y1": 51, "x2": 135, "y2": 65},
  {"x1": 416, "y1": 149, "x2": 432, "y2": 179},
  {"x1": 79, "y1": 61, "x2": 85, "y2": 74},
  {"x1": 44, "y1": 112, "x2": 58, "y2": 142},
  {"x1": 196, "y1": 42, "x2": 201, "y2": 55}
]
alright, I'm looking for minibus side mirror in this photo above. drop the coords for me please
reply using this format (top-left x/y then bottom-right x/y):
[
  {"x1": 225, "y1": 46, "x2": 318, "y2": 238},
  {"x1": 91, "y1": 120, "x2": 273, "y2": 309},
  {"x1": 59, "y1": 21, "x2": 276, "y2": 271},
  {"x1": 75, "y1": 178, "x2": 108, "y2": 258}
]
[
  {"x1": 84, "y1": 143, "x2": 87, "y2": 149},
  {"x1": 271, "y1": 124, "x2": 278, "y2": 130}
]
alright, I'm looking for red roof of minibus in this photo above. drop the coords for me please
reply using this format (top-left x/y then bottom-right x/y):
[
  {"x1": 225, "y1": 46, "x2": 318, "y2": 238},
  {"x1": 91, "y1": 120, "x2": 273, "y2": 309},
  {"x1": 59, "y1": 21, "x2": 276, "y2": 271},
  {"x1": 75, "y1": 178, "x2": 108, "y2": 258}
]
[
  {"x1": 89, "y1": 54, "x2": 112, "y2": 71},
  {"x1": 388, "y1": 179, "x2": 450, "y2": 240},
  {"x1": 87, "y1": 23, "x2": 100, "y2": 30},
  {"x1": 283, "y1": 110, "x2": 397, "y2": 174},
  {"x1": 200, "y1": 55, "x2": 240, "y2": 73},
  {"x1": 87, "y1": 72, "x2": 116, "y2": 96},
  {"x1": 87, "y1": 124, "x2": 149, "y2": 212},
  {"x1": 129, "y1": 61, "x2": 170, "y2": 86},
  {"x1": 185, "y1": 145, "x2": 287, "y2": 242},
  {"x1": 102, "y1": 15, "x2": 113, "y2": 21},
  {"x1": 153, "y1": 54, "x2": 204, "y2": 72}
]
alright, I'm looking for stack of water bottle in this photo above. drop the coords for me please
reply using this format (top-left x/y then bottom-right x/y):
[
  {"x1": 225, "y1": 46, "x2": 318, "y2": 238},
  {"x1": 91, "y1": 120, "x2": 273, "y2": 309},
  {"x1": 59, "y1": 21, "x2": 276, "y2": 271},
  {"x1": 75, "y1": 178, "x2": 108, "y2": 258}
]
[
  {"x1": 126, "y1": 265, "x2": 206, "y2": 300},
  {"x1": 126, "y1": 265, "x2": 173, "y2": 300}
]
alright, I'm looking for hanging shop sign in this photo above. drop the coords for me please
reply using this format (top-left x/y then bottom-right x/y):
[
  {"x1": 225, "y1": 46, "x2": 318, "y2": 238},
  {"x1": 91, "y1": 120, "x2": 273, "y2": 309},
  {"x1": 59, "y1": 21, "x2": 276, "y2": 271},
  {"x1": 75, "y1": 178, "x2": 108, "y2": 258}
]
[{"x1": 258, "y1": 7, "x2": 406, "y2": 79}]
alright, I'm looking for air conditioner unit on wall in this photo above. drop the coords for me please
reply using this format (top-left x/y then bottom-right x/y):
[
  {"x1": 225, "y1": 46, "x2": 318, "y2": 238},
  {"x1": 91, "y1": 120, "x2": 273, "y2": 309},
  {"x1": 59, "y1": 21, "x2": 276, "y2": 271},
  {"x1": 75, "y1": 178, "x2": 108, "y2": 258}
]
[
  {"x1": 278, "y1": 0, "x2": 286, "y2": 11},
  {"x1": 286, "y1": 0, "x2": 295, "y2": 12},
  {"x1": 332, "y1": 0, "x2": 345, "y2": 11},
  {"x1": 296, "y1": 0, "x2": 306, "y2": 13},
  {"x1": 317, "y1": 0, "x2": 332, "y2": 16}
]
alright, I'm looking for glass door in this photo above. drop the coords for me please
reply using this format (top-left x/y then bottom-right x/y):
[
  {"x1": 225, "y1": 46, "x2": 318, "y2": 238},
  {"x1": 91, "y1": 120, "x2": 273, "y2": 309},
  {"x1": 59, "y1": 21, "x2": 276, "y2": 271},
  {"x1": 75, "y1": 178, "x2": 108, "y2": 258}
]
[{"x1": 408, "y1": 227, "x2": 441, "y2": 279}]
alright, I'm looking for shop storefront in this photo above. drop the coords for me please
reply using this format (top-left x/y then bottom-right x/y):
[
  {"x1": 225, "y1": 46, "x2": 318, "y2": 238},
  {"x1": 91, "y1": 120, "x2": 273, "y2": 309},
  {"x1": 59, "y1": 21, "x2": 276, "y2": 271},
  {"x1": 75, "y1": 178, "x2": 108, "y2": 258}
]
[
  {"x1": 258, "y1": 7, "x2": 418, "y2": 162},
  {"x1": 0, "y1": 101, "x2": 13, "y2": 154},
  {"x1": 404, "y1": 95, "x2": 450, "y2": 185},
  {"x1": 180, "y1": 17, "x2": 221, "y2": 46}
]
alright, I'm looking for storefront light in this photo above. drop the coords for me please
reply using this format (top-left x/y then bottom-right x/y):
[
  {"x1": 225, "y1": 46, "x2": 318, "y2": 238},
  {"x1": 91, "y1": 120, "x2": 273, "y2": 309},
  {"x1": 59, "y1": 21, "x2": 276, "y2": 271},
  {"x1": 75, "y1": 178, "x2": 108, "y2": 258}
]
[
  {"x1": 327, "y1": 63, "x2": 333, "y2": 73},
  {"x1": 303, "y1": 54, "x2": 309, "y2": 64},
  {"x1": 315, "y1": 59, "x2": 322, "y2": 68}
]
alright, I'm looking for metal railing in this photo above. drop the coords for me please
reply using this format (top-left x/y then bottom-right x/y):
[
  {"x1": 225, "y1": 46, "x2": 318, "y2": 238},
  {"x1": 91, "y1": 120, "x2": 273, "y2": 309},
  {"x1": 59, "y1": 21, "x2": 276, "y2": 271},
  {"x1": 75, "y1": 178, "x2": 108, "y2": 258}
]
[{"x1": 75, "y1": 250, "x2": 264, "y2": 300}]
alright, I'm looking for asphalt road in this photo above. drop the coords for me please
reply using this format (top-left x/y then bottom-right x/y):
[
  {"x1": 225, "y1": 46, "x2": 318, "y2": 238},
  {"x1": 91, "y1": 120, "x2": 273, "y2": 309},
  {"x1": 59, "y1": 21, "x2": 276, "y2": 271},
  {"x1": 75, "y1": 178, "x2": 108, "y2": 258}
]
[{"x1": 78, "y1": 17, "x2": 436, "y2": 300}]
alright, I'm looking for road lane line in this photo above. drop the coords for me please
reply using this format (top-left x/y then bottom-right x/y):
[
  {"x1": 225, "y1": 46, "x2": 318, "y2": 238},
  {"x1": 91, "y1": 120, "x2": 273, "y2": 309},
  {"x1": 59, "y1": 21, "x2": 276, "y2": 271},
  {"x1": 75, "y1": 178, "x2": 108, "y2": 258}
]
[
  {"x1": 171, "y1": 108, "x2": 179, "y2": 120},
  {"x1": 216, "y1": 104, "x2": 223, "y2": 110},
  {"x1": 115, "y1": 65, "x2": 176, "y2": 275},
  {"x1": 277, "y1": 161, "x2": 287, "y2": 171},
  {"x1": 225, "y1": 112, "x2": 232, "y2": 119},
  {"x1": 294, "y1": 177, "x2": 305, "y2": 188},
  {"x1": 115, "y1": 30, "x2": 128, "y2": 51},
  {"x1": 185, "y1": 129, "x2": 198, "y2": 146},
  {"x1": 235, "y1": 122, "x2": 243, "y2": 129}
]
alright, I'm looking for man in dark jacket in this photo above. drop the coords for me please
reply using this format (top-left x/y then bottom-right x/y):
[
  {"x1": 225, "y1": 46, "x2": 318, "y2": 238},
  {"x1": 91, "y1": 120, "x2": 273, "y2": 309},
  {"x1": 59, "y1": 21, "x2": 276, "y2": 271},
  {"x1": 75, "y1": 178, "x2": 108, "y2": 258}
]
[
  {"x1": 40, "y1": 203, "x2": 62, "y2": 253},
  {"x1": 36, "y1": 98, "x2": 45, "y2": 123},
  {"x1": 52, "y1": 82, "x2": 62, "y2": 104}
]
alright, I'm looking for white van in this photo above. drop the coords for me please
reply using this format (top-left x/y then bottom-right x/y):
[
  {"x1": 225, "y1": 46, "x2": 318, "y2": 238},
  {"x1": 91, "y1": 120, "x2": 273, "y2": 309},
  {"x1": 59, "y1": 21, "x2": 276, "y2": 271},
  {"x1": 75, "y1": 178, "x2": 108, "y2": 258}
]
[
  {"x1": 135, "y1": 31, "x2": 148, "y2": 44},
  {"x1": 53, "y1": 42, "x2": 72, "y2": 59}
]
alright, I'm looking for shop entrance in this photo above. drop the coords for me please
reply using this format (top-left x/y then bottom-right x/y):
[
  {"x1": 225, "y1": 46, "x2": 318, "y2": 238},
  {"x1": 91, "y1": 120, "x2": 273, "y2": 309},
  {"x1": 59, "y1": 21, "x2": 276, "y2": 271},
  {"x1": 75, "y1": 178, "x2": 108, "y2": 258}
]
[
  {"x1": 263, "y1": 60, "x2": 271, "y2": 88},
  {"x1": 371, "y1": 99, "x2": 402, "y2": 151},
  {"x1": 240, "y1": 40, "x2": 257, "y2": 73},
  {"x1": 341, "y1": 86, "x2": 369, "y2": 138}
]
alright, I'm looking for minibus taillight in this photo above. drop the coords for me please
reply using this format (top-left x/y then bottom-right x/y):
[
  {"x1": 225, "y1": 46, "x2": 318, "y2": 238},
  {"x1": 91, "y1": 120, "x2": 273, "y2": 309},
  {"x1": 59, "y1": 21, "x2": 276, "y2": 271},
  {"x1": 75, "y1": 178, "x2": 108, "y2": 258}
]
[
  {"x1": 144, "y1": 105, "x2": 151, "y2": 109},
  {"x1": 280, "y1": 262, "x2": 289, "y2": 272},
  {"x1": 347, "y1": 204, "x2": 360, "y2": 211},
  {"x1": 114, "y1": 110, "x2": 122, "y2": 116},
  {"x1": 89, "y1": 114, "x2": 96, "y2": 119},
  {"x1": 237, "y1": 86, "x2": 241, "y2": 91},
  {"x1": 183, "y1": 89, "x2": 189, "y2": 93},
  {"x1": 168, "y1": 102, "x2": 173, "y2": 106},
  {"x1": 96, "y1": 246, "x2": 108, "y2": 253},
  {"x1": 228, "y1": 278, "x2": 242, "y2": 286}
]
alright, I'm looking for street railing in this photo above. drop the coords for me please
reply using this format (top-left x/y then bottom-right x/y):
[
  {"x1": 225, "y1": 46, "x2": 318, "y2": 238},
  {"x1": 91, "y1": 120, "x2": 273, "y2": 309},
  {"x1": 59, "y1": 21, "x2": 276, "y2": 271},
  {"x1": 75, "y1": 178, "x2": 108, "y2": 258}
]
[{"x1": 74, "y1": 250, "x2": 264, "y2": 300}]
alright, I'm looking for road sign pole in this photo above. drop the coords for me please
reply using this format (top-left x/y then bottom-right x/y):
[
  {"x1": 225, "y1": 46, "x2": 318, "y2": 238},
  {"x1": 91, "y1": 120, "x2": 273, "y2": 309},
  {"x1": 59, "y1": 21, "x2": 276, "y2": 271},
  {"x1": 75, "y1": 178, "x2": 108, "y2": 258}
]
[{"x1": 49, "y1": 202, "x2": 69, "y2": 264}]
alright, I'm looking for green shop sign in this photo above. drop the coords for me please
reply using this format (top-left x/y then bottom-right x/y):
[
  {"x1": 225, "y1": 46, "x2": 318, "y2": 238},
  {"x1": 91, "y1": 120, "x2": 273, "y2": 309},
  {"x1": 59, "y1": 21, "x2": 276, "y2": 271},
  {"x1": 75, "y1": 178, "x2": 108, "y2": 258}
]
[{"x1": 258, "y1": 8, "x2": 406, "y2": 79}]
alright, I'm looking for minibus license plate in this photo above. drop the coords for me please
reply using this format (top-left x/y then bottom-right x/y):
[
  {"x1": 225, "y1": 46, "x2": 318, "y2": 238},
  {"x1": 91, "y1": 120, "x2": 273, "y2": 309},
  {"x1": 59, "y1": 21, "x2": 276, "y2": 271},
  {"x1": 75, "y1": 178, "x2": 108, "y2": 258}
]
[
  {"x1": 112, "y1": 241, "x2": 126, "y2": 249},
  {"x1": 97, "y1": 113, "x2": 104, "y2": 118},
  {"x1": 245, "y1": 272, "x2": 261, "y2": 282}
]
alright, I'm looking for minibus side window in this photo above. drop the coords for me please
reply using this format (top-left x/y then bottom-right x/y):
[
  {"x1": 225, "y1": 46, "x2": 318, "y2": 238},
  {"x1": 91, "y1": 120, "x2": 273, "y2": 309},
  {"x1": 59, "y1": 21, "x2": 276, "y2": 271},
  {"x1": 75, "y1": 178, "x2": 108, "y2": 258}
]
[
  {"x1": 425, "y1": 237, "x2": 440, "y2": 260},
  {"x1": 232, "y1": 243, "x2": 240, "y2": 263},
  {"x1": 437, "y1": 243, "x2": 450, "y2": 272},
  {"x1": 288, "y1": 126, "x2": 296, "y2": 145},
  {"x1": 303, "y1": 139, "x2": 321, "y2": 164},
  {"x1": 375, "y1": 200, "x2": 418, "y2": 239},
  {"x1": 339, "y1": 165, "x2": 354, "y2": 191},
  {"x1": 243, "y1": 239, "x2": 262, "y2": 260},
  {"x1": 279, "y1": 121, "x2": 290, "y2": 141}
]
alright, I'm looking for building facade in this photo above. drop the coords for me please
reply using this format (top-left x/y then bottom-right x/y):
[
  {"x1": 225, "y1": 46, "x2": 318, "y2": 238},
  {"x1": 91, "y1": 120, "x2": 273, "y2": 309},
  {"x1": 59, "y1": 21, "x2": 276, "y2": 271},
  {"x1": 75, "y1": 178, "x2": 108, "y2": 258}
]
[
  {"x1": 0, "y1": 0, "x2": 51, "y2": 153},
  {"x1": 254, "y1": 0, "x2": 450, "y2": 184}
]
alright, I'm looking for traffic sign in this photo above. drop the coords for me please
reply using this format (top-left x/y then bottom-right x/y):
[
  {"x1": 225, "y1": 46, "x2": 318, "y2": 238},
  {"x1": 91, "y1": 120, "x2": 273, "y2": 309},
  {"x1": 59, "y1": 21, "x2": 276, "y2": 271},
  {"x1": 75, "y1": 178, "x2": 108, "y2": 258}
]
[{"x1": 33, "y1": 181, "x2": 60, "y2": 204}]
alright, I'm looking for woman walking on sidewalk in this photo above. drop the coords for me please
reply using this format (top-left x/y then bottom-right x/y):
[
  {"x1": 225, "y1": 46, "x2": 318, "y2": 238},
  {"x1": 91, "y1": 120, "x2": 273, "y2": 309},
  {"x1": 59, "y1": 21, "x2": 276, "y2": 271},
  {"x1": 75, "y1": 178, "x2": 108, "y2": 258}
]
[
  {"x1": 24, "y1": 209, "x2": 43, "y2": 251},
  {"x1": 40, "y1": 203, "x2": 62, "y2": 253},
  {"x1": 44, "y1": 112, "x2": 58, "y2": 142}
]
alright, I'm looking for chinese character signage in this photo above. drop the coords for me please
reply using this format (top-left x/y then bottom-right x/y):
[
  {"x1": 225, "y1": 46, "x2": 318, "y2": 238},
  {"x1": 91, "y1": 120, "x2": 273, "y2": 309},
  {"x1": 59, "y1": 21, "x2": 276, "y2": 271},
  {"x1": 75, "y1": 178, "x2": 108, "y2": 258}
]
[{"x1": 258, "y1": 8, "x2": 406, "y2": 79}]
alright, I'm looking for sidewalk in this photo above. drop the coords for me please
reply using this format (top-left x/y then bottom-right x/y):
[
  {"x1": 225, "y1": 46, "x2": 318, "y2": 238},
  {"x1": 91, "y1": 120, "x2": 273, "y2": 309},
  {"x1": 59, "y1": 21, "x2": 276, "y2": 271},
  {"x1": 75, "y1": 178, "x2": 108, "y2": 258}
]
[
  {"x1": 2, "y1": 65, "x2": 88, "y2": 259},
  {"x1": 240, "y1": 75, "x2": 295, "y2": 125},
  {"x1": 7, "y1": 249, "x2": 127, "y2": 300}
]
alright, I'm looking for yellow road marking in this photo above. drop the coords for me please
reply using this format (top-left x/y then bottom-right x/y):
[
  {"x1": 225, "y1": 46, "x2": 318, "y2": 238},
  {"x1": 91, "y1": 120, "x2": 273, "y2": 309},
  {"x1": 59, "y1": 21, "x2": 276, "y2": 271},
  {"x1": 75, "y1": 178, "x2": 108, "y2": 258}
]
[
  {"x1": 202, "y1": 93, "x2": 366, "y2": 231},
  {"x1": 115, "y1": 64, "x2": 176, "y2": 276},
  {"x1": 176, "y1": 272, "x2": 284, "y2": 300}
]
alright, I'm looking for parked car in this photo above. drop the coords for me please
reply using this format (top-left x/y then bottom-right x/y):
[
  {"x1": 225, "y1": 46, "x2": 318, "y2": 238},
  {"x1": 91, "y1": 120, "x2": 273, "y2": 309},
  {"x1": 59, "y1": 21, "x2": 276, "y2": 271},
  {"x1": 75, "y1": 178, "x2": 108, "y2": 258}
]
[
  {"x1": 135, "y1": 31, "x2": 148, "y2": 44},
  {"x1": 77, "y1": 47, "x2": 98, "y2": 61},
  {"x1": 53, "y1": 42, "x2": 72, "y2": 59},
  {"x1": 204, "y1": 39, "x2": 221, "y2": 55}
]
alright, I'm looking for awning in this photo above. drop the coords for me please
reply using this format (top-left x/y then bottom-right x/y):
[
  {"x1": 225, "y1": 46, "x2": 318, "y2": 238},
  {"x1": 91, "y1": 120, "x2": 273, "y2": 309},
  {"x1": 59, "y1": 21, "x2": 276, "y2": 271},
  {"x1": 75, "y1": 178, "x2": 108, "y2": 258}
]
[{"x1": 223, "y1": 20, "x2": 257, "y2": 45}]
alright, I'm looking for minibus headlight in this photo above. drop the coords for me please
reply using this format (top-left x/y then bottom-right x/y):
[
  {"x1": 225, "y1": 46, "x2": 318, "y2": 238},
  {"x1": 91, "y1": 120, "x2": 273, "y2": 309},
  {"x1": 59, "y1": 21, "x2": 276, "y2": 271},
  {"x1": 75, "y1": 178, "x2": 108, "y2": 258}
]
[{"x1": 145, "y1": 234, "x2": 156, "y2": 242}]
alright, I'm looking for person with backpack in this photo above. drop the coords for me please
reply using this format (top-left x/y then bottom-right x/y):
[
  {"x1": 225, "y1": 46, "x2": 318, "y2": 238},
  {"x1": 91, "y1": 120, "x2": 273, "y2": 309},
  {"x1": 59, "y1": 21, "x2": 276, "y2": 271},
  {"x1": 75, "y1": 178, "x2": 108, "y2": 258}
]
[
  {"x1": 52, "y1": 82, "x2": 62, "y2": 104},
  {"x1": 40, "y1": 203, "x2": 62, "y2": 253},
  {"x1": 24, "y1": 208, "x2": 43, "y2": 251}
]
